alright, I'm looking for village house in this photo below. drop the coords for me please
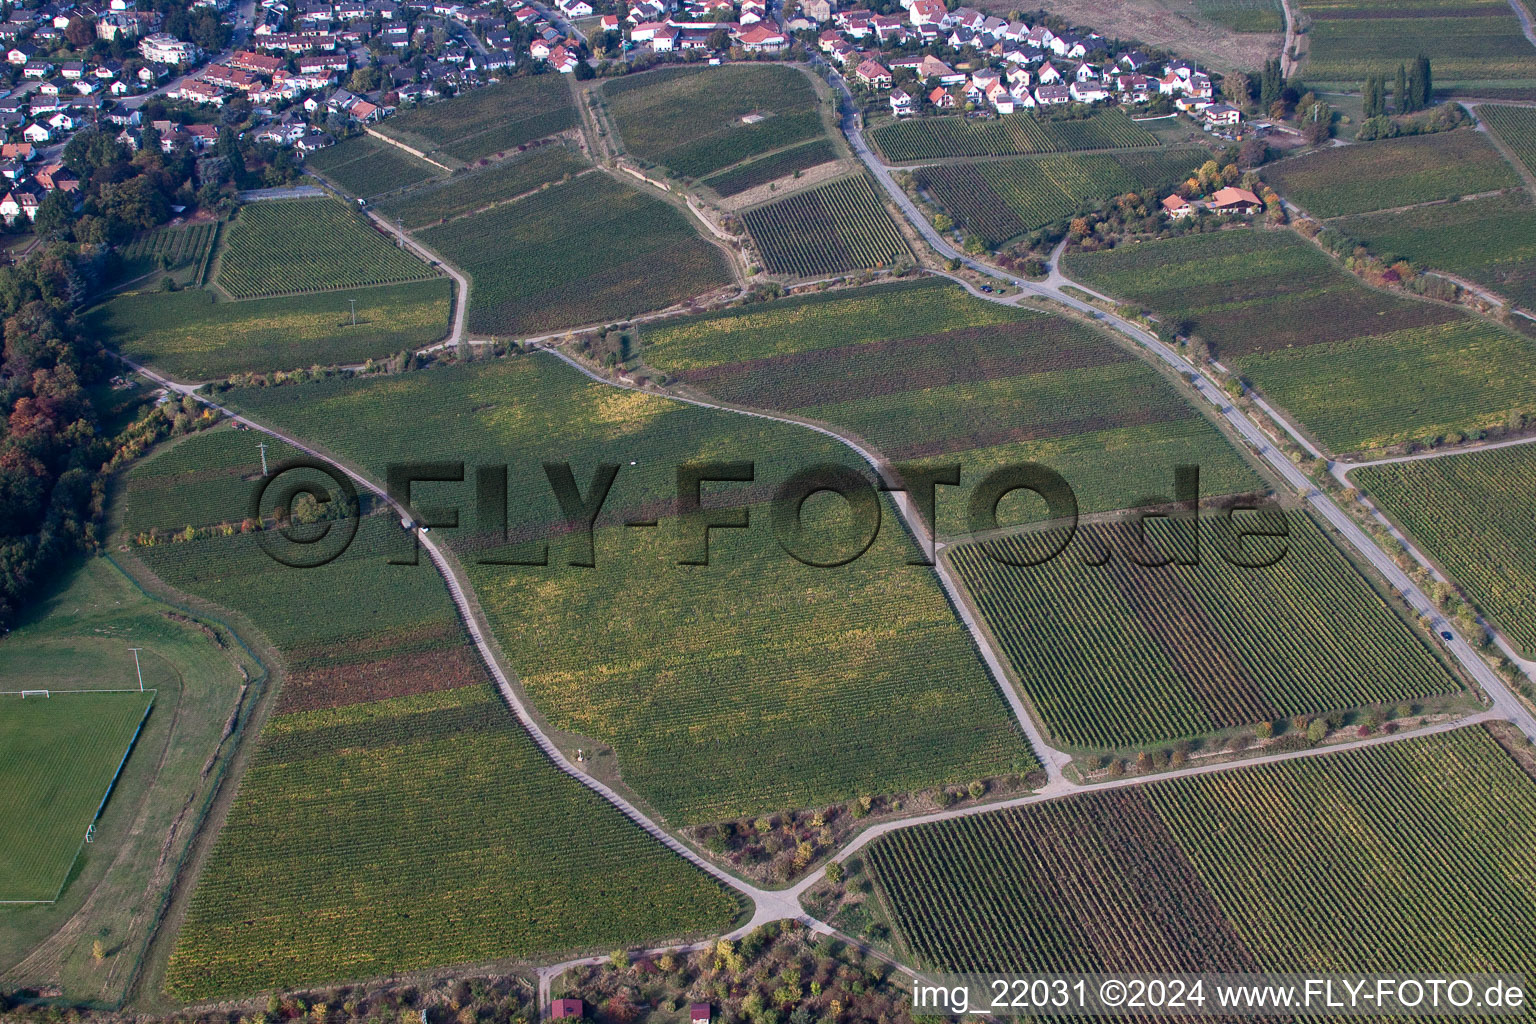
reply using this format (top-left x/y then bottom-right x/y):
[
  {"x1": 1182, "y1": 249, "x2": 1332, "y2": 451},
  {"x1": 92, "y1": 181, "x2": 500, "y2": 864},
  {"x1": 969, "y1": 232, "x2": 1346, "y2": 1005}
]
[
  {"x1": 1161, "y1": 194, "x2": 1193, "y2": 219},
  {"x1": 1209, "y1": 186, "x2": 1262, "y2": 214},
  {"x1": 889, "y1": 86, "x2": 913, "y2": 114},
  {"x1": 856, "y1": 58, "x2": 892, "y2": 87}
]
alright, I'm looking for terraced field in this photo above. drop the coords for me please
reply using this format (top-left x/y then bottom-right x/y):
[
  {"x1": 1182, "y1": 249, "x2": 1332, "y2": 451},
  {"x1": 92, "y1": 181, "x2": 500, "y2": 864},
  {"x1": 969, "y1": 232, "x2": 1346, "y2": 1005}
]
[
  {"x1": 866, "y1": 728, "x2": 1536, "y2": 982},
  {"x1": 948, "y1": 512, "x2": 1457, "y2": 750},
  {"x1": 121, "y1": 433, "x2": 743, "y2": 999},
  {"x1": 86, "y1": 279, "x2": 452, "y2": 380},
  {"x1": 1480, "y1": 103, "x2": 1536, "y2": 177},
  {"x1": 916, "y1": 149, "x2": 1204, "y2": 246},
  {"x1": 1335, "y1": 190, "x2": 1536, "y2": 311},
  {"x1": 215, "y1": 198, "x2": 439, "y2": 299},
  {"x1": 1355, "y1": 443, "x2": 1536, "y2": 654},
  {"x1": 643, "y1": 278, "x2": 1259, "y2": 534},
  {"x1": 374, "y1": 145, "x2": 590, "y2": 229},
  {"x1": 420, "y1": 173, "x2": 731, "y2": 335},
  {"x1": 1296, "y1": 0, "x2": 1536, "y2": 87},
  {"x1": 701, "y1": 139, "x2": 841, "y2": 198},
  {"x1": 223, "y1": 353, "x2": 1038, "y2": 824},
  {"x1": 603, "y1": 65, "x2": 828, "y2": 179},
  {"x1": 1063, "y1": 228, "x2": 1536, "y2": 452},
  {"x1": 0, "y1": 692, "x2": 156, "y2": 902},
  {"x1": 1263, "y1": 130, "x2": 1521, "y2": 218},
  {"x1": 870, "y1": 109, "x2": 1157, "y2": 163},
  {"x1": 375, "y1": 75, "x2": 579, "y2": 166},
  {"x1": 741, "y1": 176, "x2": 910, "y2": 276},
  {"x1": 303, "y1": 134, "x2": 444, "y2": 198}
]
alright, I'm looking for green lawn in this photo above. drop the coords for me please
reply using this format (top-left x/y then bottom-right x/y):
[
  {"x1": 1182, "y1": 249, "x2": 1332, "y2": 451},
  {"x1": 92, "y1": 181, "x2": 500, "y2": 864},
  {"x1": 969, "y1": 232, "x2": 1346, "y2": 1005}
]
[{"x1": 0, "y1": 692, "x2": 155, "y2": 902}]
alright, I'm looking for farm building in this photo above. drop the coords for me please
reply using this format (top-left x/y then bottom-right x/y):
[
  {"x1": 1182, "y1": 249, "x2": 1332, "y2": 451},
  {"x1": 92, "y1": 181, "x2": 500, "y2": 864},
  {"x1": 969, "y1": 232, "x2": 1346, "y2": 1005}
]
[
  {"x1": 1209, "y1": 186, "x2": 1262, "y2": 214},
  {"x1": 550, "y1": 998, "x2": 584, "y2": 1019},
  {"x1": 690, "y1": 1004, "x2": 712, "y2": 1024}
]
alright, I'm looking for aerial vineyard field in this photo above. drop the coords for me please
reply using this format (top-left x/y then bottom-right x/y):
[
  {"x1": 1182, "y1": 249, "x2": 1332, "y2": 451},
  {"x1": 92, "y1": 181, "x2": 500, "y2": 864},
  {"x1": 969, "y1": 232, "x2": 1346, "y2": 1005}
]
[
  {"x1": 225, "y1": 354, "x2": 1038, "y2": 823},
  {"x1": 119, "y1": 432, "x2": 743, "y2": 998},
  {"x1": 1334, "y1": 190, "x2": 1536, "y2": 311},
  {"x1": 701, "y1": 139, "x2": 841, "y2": 198},
  {"x1": 916, "y1": 151, "x2": 1190, "y2": 246},
  {"x1": 1479, "y1": 103, "x2": 1536, "y2": 178},
  {"x1": 869, "y1": 109, "x2": 1156, "y2": 163},
  {"x1": 947, "y1": 512, "x2": 1457, "y2": 750},
  {"x1": 0, "y1": 692, "x2": 156, "y2": 902},
  {"x1": 85, "y1": 278, "x2": 452, "y2": 379},
  {"x1": 742, "y1": 175, "x2": 909, "y2": 276},
  {"x1": 375, "y1": 75, "x2": 578, "y2": 165},
  {"x1": 116, "y1": 221, "x2": 218, "y2": 286},
  {"x1": 302, "y1": 134, "x2": 444, "y2": 198},
  {"x1": 1064, "y1": 228, "x2": 1536, "y2": 452},
  {"x1": 603, "y1": 65, "x2": 826, "y2": 179},
  {"x1": 1354, "y1": 443, "x2": 1536, "y2": 655},
  {"x1": 1263, "y1": 130, "x2": 1520, "y2": 218},
  {"x1": 374, "y1": 145, "x2": 590, "y2": 229},
  {"x1": 867, "y1": 728, "x2": 1536, "y2": 982},
  {"x1": 1194, "y1": 0, "x2": 1283, "y2": 33},
  {"x1": 214, "y1": 198, "x2": 439, "y2": 300},
  {"x1": 420, "y1": 172, "x2": 730, "y2": 335},
  {"x1": 163, "y1": 685, "x2": 743, "y2": 1000},
  {"x1": 643, "y1": 278, "x2": 1259, "y2": 532},
  {"x1": 1295, "y1": 0, "x2": 1536, "y2": 87}
]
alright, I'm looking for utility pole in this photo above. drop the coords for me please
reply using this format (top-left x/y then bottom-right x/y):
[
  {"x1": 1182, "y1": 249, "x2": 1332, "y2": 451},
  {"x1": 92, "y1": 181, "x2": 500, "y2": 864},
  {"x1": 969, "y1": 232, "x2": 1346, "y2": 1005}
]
[
  {"x1": 129, "y1": 648, "x2": 144, "y2": 692},
  {"x1": 258, "y1": 440, "x2": 269, "y2": 476},
  {"x1": 349, "y1": 298, "x2": 358, "y2": 326}
]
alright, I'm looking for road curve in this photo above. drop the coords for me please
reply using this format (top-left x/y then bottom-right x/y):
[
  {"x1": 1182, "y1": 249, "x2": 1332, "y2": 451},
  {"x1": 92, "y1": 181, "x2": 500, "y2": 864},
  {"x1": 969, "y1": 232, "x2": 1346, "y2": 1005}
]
[
  {"x1": 114, "y1": 354, "x2": 811, "y2": 933},
  {"x1": 823, "y1": 65, "x2": 1536, "y2": 743}
]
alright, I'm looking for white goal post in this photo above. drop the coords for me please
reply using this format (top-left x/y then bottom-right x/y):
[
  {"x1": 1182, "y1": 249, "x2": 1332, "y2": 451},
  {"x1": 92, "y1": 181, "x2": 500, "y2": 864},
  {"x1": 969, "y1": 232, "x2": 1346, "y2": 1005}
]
[{"x1": 18, "y1": 689, "x2": 50, "y2": 698}]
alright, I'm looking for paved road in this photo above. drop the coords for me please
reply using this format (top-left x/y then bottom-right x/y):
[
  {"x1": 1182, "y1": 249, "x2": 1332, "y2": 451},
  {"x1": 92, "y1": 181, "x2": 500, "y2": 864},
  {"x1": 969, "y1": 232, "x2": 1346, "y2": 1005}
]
[
  {"x1": 363, "y1": 204, "x2": 471, "y2": 349},
  {"x1": 823, "y1": 64, "x2": 1536, "y2": 744}
]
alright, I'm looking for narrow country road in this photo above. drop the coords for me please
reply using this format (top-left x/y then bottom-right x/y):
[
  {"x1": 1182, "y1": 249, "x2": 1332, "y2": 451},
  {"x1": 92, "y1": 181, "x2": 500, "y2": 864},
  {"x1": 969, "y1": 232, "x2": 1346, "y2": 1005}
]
[
  {"x1": 1336, "y1": 431, "x2": 1536, "y2": 473},
  {"x1": 364, "y1": 207, "x2": 471, "y2": 350},
  {"x1": 819, "y1": 62, "x2": 1536, "y2": 744}
]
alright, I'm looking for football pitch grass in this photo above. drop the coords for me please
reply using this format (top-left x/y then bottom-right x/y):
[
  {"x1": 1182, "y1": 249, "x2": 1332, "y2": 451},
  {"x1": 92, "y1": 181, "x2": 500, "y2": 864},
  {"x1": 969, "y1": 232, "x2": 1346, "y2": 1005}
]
[{"x1": 0, "y1": 691, "x2": 156, "y2": 902}]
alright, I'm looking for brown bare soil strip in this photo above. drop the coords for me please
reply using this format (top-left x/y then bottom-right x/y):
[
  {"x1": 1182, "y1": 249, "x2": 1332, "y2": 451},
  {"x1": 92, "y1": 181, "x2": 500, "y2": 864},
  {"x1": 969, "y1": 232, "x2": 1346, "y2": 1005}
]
[{"x1": 275, "y1": 645, "x2": 487, "y2": 714}]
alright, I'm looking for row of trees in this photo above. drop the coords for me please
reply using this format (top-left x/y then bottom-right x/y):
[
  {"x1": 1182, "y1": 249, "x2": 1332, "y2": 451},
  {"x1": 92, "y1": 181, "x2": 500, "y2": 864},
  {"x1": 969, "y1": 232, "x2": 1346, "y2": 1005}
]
[{"x1": 1361, "y1": 56, "x2": 1433, "y2": 118}]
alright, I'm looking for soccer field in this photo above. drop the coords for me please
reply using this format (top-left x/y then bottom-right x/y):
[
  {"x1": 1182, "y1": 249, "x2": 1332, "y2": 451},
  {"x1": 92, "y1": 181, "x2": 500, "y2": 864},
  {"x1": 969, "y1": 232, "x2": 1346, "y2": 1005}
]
[{"x1": 0, "y1": 691, "x2": 156, "y2": 902}]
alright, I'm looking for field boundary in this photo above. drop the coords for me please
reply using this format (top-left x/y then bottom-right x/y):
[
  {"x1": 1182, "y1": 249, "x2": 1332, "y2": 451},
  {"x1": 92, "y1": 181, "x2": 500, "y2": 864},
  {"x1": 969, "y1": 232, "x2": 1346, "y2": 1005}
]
[
  {"x1": 364, "y1": 127, "x2": 455, "y2": 174},
  {"x1": 0, "y1": 691, "x2": 156, "y2": 906}
]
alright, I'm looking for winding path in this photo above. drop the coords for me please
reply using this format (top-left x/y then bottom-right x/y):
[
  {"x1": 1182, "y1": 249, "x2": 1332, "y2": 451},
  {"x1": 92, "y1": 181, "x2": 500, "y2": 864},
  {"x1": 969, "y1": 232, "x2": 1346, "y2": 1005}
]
[{"x1": 819, "y1": 60, "x2": 1536, "y2": 744}]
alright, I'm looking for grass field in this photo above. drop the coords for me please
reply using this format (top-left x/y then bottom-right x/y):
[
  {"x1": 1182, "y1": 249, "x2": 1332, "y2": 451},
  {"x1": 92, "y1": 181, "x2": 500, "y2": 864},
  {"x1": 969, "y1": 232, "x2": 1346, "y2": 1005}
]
[
  {"x1": 870, "y1": 109, "x2": 1157, "y2": 163},
  {"x1": 947, "y1": 511, "x2": 1457, "y2": 750},
  {"x1": 116, "y1": 221, "x2": 218, "y2": 287},
  {"x1": 303, "y1": 134, "x2": 444, "y2": 198},
  {"x1": 643, "y1": 277, "x2": 1259, "y2": 533},
  {"x1": 223, "y1": 353, "x2": 1039, "y2": 824},
  {"x1": 1263, "y1": 130, "x2": 1521, "y2": 219},
  {"x1": 915, "y1": 149, "x2": 1204, "y2": 246},
  {"x1": 421, "y1": 173, "x2": 730, "y2": 335},
  {"x1": 118, "y1": 432, "x2": 743, "y2": 999},
  {"x1": 1354, "y1": 443, "x2": 1536, "y2": 655},
  {"x1": 603, "y1": 65, "x2": 827, "y2": 179},
  {"x1": 1335, "y1": 190, "x2": 1536, "y2": 311},
  {"x1": 1479, "y1": 103, "x2": 1536, "y2": 178},
  {"x1": 0, "y1": 692, "x2": 155, "y2": 903},
  {"x1": 741, "y1": 176, "x2": 910, "y2": 276},
  {"x1": 1063, "y1": 228, "x2": 1536, "y2": 452},
  {"x1": 375, "y1": 75, "x2": 579, "y2": 166},
  {"x1": 373, "y1": 145, "x2": 590, "y2": 229},
  {"x1": 865, "y1": 727, "x2": 1536, "y2": 982},
  {"x1": 0, "y1": 557, "x2": 249, "y2": 1003},
  {"x1": 1296, "y1": 0, "x2": 1536, "y2": 86},
  {"x1": 701, "y1": 139, "x2": 841, "y2": 198},
  {"x1": 214, "y1": 198, "x2": 438, "y2": 300},
  {"x1": 86, "y1": 278, "x2": 452, "y2": 380}
]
